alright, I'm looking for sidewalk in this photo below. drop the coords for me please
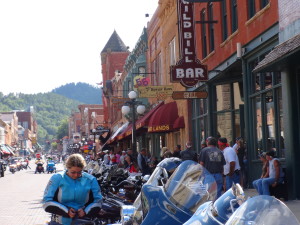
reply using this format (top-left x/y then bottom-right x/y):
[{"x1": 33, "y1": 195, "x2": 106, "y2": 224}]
[{"x1": 244, "y1": 188, "x2": 300, "y2": 222}]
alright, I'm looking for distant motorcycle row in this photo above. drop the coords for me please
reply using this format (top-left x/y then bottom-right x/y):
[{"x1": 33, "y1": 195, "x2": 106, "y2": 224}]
[{"x1": 0, "y1": 156, "x2": 57, "y2": 175}]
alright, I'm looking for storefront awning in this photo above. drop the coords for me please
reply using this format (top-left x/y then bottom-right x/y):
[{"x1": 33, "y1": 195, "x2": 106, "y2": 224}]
[
  {"x1": 253, "y1": 33, "x2": 300, "y2": 73},
  {"x1": 148, "y1": 101, "x2": 179, "y2": 133},
  {"x1": 117, "y1": 124, "x2": 133, "y2": 140},
  {"x1": 136, "y1": 101, "x2": 164, "y2": 129},
  {"x1": 115, "y1": 102, "x2": 165, "y2": 141},
  {"x1": 173, "y1": 116, "x2": 185, "y2": 129},
  {"x1": 106, "y1": 122, "x2": 129, "y2": 144},
  {"x1": 0, "y1": 144, "x2": 14, "y2": 155}
]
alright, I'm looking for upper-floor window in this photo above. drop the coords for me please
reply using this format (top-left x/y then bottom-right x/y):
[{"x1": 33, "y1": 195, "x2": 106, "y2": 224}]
[
  {"x1": 221, "y1": 0, "x2": 228, "y2": 41},
  {"x1": 201, "y1": 9, "x2": 208, "y2": 58},
  {"x1": 22, "y1": 121, "x2": 29, "y2": 129},
  {"x1": 152, "y1": 53, "x2": 162, "y2": 86},
  {"x1": 248, "y1": 0, "x2": 256, "y2": 19},
  {"x1": 208, "y1": 3, "x2": 215, "y2": 52},
  {"x1": 169, "y1": 37, "x2": 176, "y2": 66},
  {"x1": 231, "y1": 0, "x2": 238, "y2": 33},
  {"x1": 260, "y1": 0, "x2": 269, "y2": 9}
]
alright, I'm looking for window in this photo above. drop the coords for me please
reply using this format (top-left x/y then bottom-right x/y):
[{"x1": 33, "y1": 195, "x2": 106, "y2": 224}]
[
  {"x1": 249, "y1": 55, "x2": 284, "y2": 158},
  {"x1": 214, "y1": 82, "x2": 244, "y2": 145},
  {"x1": 248, "y1": 0, "x2": 256, "y2": 19},
  {"x1": 151, "y1": 59, "x2": 157, "y2": 85},
  {"x1": 260, "y1": 0, "x2": 269, "y2": 9},
  {"x1": 231, "y1": 0, "x2": 238, "y2": 33},
  {"x1": 169, "y1": 37, "x2": 176, "y2": 66},
  {"x1": 221, "y1": 0, "x2": 228, "y2": 41},
  {"x1": 192, "y1": 89, "x2": 208, "y2": 153},
  {"x1": 208, "y1": 3, "x2": 215, "y2": 52},
  {"x1": 151, "y1": 53, "x2": 162, "y2": 86},
  {"x1": 201, "y1": 9, "x2": 208, "y2": 58},
  {"x1": 157, "y1": 53, "x2": 162, "y2": 85},
  {"x1": 22, "y1": 121, "x2": 29, "y2": 129}
]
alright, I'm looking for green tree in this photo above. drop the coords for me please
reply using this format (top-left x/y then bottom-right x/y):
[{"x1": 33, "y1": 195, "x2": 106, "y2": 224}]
[{"x1": 57, "y1": 119, "x2": 69, "y2": 140}]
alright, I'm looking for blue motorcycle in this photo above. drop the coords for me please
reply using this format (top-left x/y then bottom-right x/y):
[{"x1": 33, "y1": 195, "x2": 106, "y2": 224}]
[
  {"x1": 225, "y1": 195, "x2": 299, "y2": 225},
  {"x1": 135, "y1": 160, "x2": 217, "y2": 225},
  {"x1": 46, "y1": 161, "x2": 56, "y2": 173},
  {"x1": 184, "y1": 183, "x2": 245, "y2": 225}
]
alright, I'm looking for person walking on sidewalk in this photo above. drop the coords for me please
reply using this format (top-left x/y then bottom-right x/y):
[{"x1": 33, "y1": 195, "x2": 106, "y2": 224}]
[
  {"x1": 218, "y1": 137, "x2": 241, "y2": 191},
  {"x1": 199, "y1": 137, "x2": 225, "y2": 198}
]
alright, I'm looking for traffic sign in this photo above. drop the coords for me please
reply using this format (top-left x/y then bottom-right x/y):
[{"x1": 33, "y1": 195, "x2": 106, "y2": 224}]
[{"x1": 172, "y1": 91, "x2": 208, "y2": 99}]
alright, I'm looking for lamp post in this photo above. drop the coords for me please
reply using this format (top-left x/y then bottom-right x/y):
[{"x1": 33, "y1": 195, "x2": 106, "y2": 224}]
[{"x1": 121, "y1": 91, "x2": 146, "y2": 155}]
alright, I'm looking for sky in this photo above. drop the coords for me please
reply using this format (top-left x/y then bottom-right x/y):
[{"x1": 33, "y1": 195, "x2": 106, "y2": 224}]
[{"x1": 0, "y1": 0, "x2": 158, "y2": 95}]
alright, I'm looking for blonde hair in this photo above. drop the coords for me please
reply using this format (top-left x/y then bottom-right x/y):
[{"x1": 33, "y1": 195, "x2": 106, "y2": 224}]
[{"x1": 65, "y1": 154, "x2": 86, "y2": 169}]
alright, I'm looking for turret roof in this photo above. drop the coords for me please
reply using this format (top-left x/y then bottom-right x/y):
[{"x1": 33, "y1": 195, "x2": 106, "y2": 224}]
[{"x1": 101, "y1": 30, "x2": 128, "y2": 53}]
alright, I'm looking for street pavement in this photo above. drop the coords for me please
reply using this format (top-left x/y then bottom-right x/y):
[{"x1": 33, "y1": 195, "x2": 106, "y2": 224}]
[
  {"x1": 0, "y1": 160, "x2": 299, "y2": 224},
  {"x1": 0, "y1": 160, "x2": 65, "y2": 225}
]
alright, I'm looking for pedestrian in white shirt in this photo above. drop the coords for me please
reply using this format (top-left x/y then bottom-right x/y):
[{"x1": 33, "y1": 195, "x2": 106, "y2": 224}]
[{"x1": 218, "y1": 137, "x2": 240, "y2": 190}]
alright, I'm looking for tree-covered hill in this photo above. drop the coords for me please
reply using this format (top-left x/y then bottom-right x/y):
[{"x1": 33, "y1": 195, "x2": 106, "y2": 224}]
[
  {"x1": 0, "y1": 92, "x2": 82, "y2": 144},
  {"x1": 52, "y1": 82, "x2": 102, "y2": 104},
  {"x1": 0, "y1": 82, "x2": 103, "y2": 146}
]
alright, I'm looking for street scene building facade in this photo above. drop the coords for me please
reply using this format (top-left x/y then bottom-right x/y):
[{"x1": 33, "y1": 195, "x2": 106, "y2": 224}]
[{"x1": 95, "y1": 0, "x2": 299, "y2": 200}]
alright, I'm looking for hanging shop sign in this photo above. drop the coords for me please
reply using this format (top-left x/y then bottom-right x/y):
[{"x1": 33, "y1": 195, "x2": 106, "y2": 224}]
[
  {"x1": 134, "y1": 75, "x2": 150, "y2": 88},
  {"x1": 137, "y1": 85, "x2": 173, "y2": 99},
  {"x1": 172, "y1": 91, "x2": 208, "y2": 99},
  {"x1": 170, "y1": 0, "x2": 208, "y2": 88}
]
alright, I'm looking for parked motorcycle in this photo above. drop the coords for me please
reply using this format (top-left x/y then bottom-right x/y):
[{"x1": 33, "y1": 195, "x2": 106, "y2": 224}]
[
  {"x1": 0, "y1": 159, "x2": 6, "y2": 177},
  {"x1": 183, "y1": 183, "x2": 245, "y2": 225},
  {"x1": 225, "y1": 195, "x2": 300, "y2": 225},
  {"x1": 125, "y1": 157, "x2": 182, "y2": 225},
  {"x1": 133, "y1": 160, "x2": 217, "y2": 225}
]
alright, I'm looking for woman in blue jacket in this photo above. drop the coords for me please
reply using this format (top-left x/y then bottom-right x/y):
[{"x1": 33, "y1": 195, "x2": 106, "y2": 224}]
[{"x1": 43, "y1": 154, "x2": 102, "y2": 225}]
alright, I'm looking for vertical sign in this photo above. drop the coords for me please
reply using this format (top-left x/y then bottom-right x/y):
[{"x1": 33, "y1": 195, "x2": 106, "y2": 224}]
[{"x1": 170, "y1": 0, "x2": 208, "y2": 88}]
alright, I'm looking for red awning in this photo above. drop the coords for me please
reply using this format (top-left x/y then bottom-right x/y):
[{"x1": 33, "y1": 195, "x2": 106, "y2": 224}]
[
  {"x1": 116, "y1": 124, "x2": 133, "y2": 140},
  {"x1": 107, "y1": 122, "x2": 129, "y2": 144},
  {"x1": 148, "y1": 101, "x2": 179, "y2": 133},
  {"x1": 115, "y1": 102, "x2": 164, "y2": 141},
  {"x1": 0, "y1": 144, "x2": 12, "y2": 155},
  {"x1": 136, "y1": 101, "x2": 164, "y2": 129},
  {"x1": 173, "y1": 116, "x2": 185, "y2": 129}
]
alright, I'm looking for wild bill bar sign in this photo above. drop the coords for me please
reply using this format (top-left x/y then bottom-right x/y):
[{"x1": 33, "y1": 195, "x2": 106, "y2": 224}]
[{"x1": 170, "y1": 0, "x2": 208, "y2": 88}]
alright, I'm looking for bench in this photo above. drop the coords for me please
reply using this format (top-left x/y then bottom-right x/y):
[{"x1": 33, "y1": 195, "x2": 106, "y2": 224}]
[{"x1": 269, "y1": 168, "x2": 288, "y2": 201}]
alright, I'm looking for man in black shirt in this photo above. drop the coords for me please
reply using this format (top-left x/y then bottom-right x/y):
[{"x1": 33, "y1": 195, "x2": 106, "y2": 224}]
[
  {"x1": 199, "y1": 137, "x2": 226, "y2": 198},
  {"x1": 172, "y1": 144, "x2": 181, "y2": 158},
  {"x1": 180, "y1": 141, "x2": 197, "y2": 162}
]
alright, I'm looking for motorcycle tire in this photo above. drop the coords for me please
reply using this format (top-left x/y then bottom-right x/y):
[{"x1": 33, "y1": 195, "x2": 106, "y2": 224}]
[{"x1": 1, "y1": 165, "x2": 4, "y2": 177}]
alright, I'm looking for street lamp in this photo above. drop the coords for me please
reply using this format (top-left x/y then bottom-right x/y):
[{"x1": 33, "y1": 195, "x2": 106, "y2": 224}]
[{"x1": 121, "y1": 91, "x2": 146, "y2": 155}]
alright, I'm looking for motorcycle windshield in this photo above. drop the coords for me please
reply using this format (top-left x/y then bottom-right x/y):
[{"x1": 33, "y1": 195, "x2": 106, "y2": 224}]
[
  {"x1": 225, "y1": 195, "x2": 300, "y2": 225},
  {"x1": 164, "y1": 160, "x2": 217, "y2": 214},
  {"x1": 156, "y1": 157, "x2": 182, "y2": 173}
]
